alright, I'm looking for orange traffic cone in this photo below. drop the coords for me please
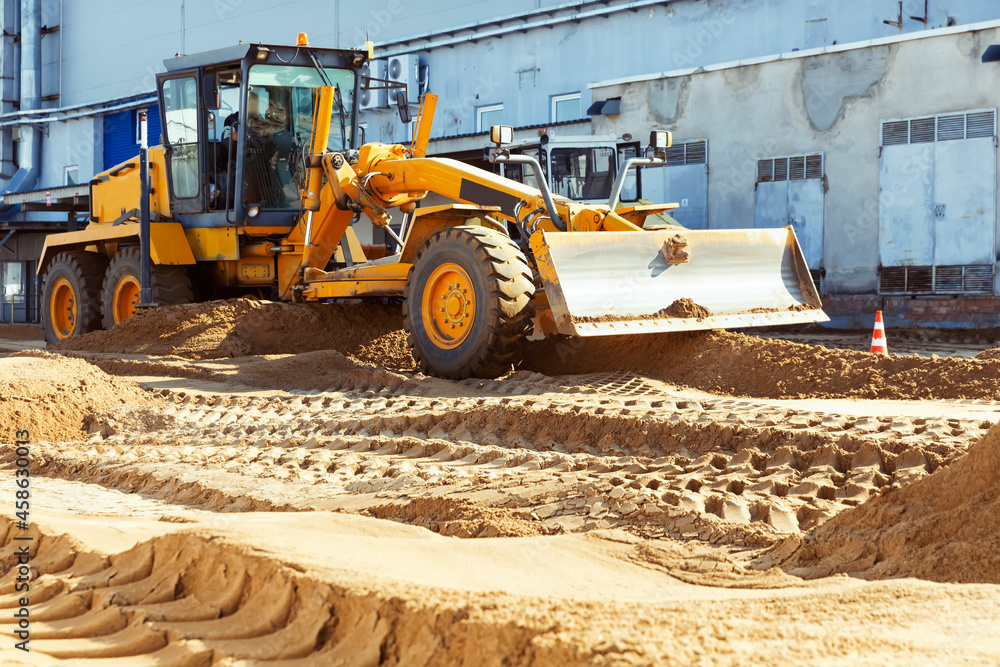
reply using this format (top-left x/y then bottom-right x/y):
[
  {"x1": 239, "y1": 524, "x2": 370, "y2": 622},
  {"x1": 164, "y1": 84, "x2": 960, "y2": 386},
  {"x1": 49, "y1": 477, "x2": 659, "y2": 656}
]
[{"x1": 870, "y1": 311, "x2": 888, "y2": 355}]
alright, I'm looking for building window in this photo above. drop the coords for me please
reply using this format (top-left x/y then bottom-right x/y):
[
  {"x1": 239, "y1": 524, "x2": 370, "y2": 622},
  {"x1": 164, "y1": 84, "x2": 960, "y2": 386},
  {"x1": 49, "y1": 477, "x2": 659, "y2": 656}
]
[
  {"x1": 64, "y1": 165, "x2": 79, "y2": 186},
  {"x1": 477, "y1": 104, "x2": 503, "y2": 133},
  {"x1": 551, "y1": 93, "x2": 581, "y2": 123}
]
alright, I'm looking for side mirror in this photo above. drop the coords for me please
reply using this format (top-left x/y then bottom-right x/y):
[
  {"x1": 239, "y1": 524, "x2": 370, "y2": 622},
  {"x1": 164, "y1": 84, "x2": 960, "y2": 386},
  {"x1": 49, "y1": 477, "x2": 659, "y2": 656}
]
[
  {"x1": 395, "y1": 91, "x2": 411, "y2": 124},
  {"x1": 490, "y1": 125, "x2": 514, "y2": 146},
  {"x1": 203, "y1": 73, "x2": 221, "y2": 111}
]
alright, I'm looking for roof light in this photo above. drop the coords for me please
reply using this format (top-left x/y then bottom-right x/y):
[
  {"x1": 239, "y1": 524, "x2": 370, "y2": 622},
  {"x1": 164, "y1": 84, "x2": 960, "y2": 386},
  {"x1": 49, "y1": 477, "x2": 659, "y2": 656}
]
[{"x1": 297, "y1": 32, "x2": 310, "y2": 46}]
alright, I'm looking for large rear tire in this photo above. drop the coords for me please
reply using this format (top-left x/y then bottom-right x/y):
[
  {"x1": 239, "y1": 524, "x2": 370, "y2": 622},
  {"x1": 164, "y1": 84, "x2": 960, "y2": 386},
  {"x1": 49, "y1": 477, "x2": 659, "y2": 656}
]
[
  {"x1": 404, "y1": 226, "x2": 534, "y2": 380},
  {"x1": 42, "y1": 251, "x2": 109, "y2": 344},
  {"x1": 101, "y1": 247, "x2": 194, "y2": 329}
]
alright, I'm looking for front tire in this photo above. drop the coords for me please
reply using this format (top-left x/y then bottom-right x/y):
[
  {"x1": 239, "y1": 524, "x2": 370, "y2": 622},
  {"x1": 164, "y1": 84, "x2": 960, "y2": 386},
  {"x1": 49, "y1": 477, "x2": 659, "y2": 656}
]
[
  {"x1": 42, "y1": 251, "x2": 109, "y2": 344},
  {"x1": 101, "y1": 247, "x2": 194, "y2": 329},
  {"x1": 404, "y1": 226, "x2": 534, "y2": 380}
]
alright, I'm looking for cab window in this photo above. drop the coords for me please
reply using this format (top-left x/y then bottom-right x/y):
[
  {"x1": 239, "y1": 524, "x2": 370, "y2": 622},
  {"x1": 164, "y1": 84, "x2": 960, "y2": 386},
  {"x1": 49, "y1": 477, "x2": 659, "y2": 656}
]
[{"x1": 161, "y1": 77, "x2": 200, "y2": 199}]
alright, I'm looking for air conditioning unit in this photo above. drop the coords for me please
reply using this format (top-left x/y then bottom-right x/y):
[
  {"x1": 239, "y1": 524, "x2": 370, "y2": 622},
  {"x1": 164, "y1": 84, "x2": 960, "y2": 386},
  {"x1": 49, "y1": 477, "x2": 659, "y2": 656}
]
[
  {"x1": 386, "y1": 54, "x2": 419, "y2": 105},
  {"x1": 359, "y1": 58, "x2": 387, "y2": 111}
]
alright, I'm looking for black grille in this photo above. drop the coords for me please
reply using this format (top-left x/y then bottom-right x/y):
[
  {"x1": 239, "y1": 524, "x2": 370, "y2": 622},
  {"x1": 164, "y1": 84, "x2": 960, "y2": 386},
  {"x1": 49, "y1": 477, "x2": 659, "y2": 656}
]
[{"x1": 880, "y1": 265, "x2": 994, "y2": 295}]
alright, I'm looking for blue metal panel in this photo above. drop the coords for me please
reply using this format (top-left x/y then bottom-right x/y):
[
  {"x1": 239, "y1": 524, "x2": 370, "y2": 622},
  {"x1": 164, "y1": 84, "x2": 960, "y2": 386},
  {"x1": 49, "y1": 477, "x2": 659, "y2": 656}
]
[
  {"x1": 643, "y1": 165, "x2": 708, "y2": 230},
  {"x1": 755, "y1": 181, "x2": 789, "y2": 229},
  {"x1": 933, "y1": 137, "x2": 996, "y2": 266},
  {"x1": 788, "y1": 180, "x2": 824, "y2": 269},
  {"x1": 102, "y1": 105, "x2": 161, "y2": 171},
  {"x1": 878, "y1": 143, "x2": 935, "y2": 266}
]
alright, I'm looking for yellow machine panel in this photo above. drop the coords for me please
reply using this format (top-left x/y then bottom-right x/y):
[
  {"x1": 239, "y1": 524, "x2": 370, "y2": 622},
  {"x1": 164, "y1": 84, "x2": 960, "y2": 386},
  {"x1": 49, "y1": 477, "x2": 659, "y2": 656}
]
[
  {"x1": 90, "y1": 148, "x2": 172, "y2": 224},
  {"x1": 185, "y1": 228, "x2": 239, "y2": 262}
]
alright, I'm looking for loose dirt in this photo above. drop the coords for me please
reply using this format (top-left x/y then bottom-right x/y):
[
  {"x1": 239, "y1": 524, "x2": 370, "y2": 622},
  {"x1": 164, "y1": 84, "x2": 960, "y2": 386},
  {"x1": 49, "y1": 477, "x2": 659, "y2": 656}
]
[
  {"x1": 51, "y1": 299, "x2": 1000, "y2": 401},
  {"x1": 0, "y1": 323, "x2": 44, "y2": 340},
  {"x1": 662, "y1": 297, "x2": 712, "y2": 319},
  {"x1": 525, "y1": 330, "x2": 1000, "y2": 400},
  {"x1": 0, "y1": 350, "x2": 156, "y2": 443},
  {"x1": 55, "y1": 298, "x2": 414, "y2": 369},
  {"x1": 4, "y1": 507, "x2": 1000, "y2": 666},
  {"x1": 787, "y1": 422, "x2": 1000, "y2": 584},
  {"x1": 1, "y1": 339, "x2": 999, "y2": 663}
]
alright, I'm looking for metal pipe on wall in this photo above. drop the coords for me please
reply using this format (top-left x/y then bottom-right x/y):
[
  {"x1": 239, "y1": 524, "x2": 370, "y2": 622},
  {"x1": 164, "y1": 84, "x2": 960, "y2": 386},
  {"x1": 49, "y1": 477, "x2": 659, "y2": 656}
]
[
  {"x1": 2, "y1": 0, "x2": 41, "y2": 198},
  {"x1": 0, "y1": 0, "x2": 19, "y2": 177}
]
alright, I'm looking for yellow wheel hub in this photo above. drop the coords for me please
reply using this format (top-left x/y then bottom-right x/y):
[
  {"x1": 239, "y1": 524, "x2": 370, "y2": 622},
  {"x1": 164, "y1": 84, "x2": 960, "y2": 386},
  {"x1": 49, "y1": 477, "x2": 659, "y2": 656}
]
[
  {"x1": 49, "y1": 278, "x2": 77, "y2": 341},
  {"x1": 112, "y1": 275, "x2": 142, "y2": 325},
  {"x1": 421, "y1": 262, "x2": 476, "y2": 350}
]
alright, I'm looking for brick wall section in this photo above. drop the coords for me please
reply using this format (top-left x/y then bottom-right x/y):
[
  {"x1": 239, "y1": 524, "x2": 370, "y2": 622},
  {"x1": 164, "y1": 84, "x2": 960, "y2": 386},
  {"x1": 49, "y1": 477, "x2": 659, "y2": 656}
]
[{"x1": 822, "y1": 294, "x2": 1000, "y2": 329}]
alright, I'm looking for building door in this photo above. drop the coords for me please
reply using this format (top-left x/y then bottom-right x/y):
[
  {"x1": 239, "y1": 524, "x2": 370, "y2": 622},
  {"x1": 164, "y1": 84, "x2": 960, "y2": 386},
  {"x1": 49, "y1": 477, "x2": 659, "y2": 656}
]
[
  {"x1": 755, "y1": 154, "x2": 825, "y2": 277},
  {"x1": 639, "y1": 140, "x2": 708, "y2": 229},
  {"x1": 878, "y1": 110, "x2": 997, "y2": 295},
  {"x1": 1, "y1": 261, "x2": 26, "y2": 323}
]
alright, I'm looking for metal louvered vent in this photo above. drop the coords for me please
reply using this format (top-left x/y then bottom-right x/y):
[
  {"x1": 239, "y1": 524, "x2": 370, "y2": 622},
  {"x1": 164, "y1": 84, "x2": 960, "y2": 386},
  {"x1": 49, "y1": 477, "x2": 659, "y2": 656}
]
[
  {"x1": 962, "y1": 265, "x2": 994, "y2": 293},
  {"x1": 685, "y1": 140, "x2": 707, "y2": 164},
  {"x1": 805, "y1": 154, "x2": 823, "y2": 179},
  {"x1": 908, "y1": 267, "x2": 934, "y2": 293},
  {"x1": 665, "y1": 140, "x2": 708, "y2": 167},
  {"x1": 910, "y1": 117, "x2": 936, "y2": 143},
  {"x1": 936, "y1": 114, "x2": 965, "y2": 141},
  {"x1": 880, "y1": 265, "x2": 994, "y2": 295},
  {"x1": 757, "y1": 159, "x2": 773, "y2": 183},
  {"x1": 773, "y1": 157, "x2": 788, "y2": 181},
  {"x1": 882, "y1": 110, "x2": 996, "y2": 146},
  {"x1": 966, "y1": 111, "x2": 996, "y2": 138},
  {"x1": 934, "y1": 266, "x2": 964, "y2": 292},
  {"x1": 757, "y1": 154, "x2": 823, "y2": 183},
  {"x1": 789, "y1": 156, "x2": 805, "y2": 180},
  {"x1": 665, "y1": 145, "x2": 686, "y2": 166},
  {"x1": 879, "y1": 267, "x2": 908, "y2": 294},
  {"x1": 882, "y1": 120, "x2": 909, "y2": 146}
]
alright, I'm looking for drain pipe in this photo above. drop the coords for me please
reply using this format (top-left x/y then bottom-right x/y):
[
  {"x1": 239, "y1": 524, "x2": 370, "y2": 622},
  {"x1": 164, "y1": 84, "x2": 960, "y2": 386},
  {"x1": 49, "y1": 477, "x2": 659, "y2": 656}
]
[
  {"x1": 0, "y1": 0, "x2": 18, "y2": 178},
  {"x1": 2, "y1": 0, "x2": 42, "y2": 200}
]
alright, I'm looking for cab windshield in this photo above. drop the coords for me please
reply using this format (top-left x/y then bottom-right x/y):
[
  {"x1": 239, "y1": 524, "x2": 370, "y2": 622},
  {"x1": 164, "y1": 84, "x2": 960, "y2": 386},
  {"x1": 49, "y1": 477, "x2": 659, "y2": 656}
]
[
  {"x1": 242, "y1": 64, "x2": 356, "y2": 209},
  {"x1": 550, "y1": 147, "x2": 616, "y2": 201}
]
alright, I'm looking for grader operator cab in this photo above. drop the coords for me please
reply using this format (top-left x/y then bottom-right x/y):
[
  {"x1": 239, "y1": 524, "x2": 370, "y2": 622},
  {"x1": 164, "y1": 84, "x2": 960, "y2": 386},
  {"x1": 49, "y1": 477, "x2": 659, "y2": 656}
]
[{"x1": 39, "y1": 38, "x2": 827, "y2": 379}]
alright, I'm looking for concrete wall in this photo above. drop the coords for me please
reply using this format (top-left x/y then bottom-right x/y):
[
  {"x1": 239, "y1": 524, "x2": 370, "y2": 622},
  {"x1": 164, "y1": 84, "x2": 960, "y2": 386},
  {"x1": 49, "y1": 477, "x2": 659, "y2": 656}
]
[
  {"x1": 372, "y1": 0, "x2": 1000, "y2": 144},
  {"x1": 11, "y1": 0, "x2": 1000, "y2": 192},
  {"x1": 58, "y1": 0, "x2": 547, "y2": 107},
  {"x1": 590, "y1": 25, "x2": 1000, "y2": 294}
]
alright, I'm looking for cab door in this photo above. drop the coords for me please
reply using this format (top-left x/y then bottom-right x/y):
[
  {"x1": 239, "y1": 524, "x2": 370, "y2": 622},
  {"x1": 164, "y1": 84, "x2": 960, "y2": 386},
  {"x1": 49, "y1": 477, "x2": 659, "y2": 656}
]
[{"x1": 157, "y1": 71, "x2": 207, "y2": 214}]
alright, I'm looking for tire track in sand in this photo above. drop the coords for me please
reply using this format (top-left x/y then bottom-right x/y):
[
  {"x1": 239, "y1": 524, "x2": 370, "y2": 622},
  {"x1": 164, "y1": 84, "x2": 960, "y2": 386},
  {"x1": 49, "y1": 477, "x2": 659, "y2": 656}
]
[{"x1": 6, "y1": 370, "x2": 992, "y2": 548}]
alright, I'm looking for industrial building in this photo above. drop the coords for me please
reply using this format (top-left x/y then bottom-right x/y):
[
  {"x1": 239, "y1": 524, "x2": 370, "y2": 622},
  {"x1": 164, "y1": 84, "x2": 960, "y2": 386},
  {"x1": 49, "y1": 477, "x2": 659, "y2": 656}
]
[{"x1": 2, "y1": 0, "x2": 999, "y2": 327}]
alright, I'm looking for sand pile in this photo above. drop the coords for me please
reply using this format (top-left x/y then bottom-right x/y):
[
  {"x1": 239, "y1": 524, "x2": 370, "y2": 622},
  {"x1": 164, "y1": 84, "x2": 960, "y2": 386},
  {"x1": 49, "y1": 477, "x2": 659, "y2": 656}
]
[
  {"x1": 788, "y1": 422, "x2": 1000, "y2": 583},
  {"x1": 663, "y1": 298, "x2": 712, "y2": 319},
  {"x1": 525, "y1": 330, "x2": 1000, "y2": 400},
  {"x1": 56, "y1": 298, "x2": 415, "y2": 369},
  {"x1": 0, "y1": 323, "x2": 44, "y2": 340},
  {"x1": 50, "y1": 298, "x2": 1000, "y2": 400},
  {"x1": 368, "y1": 497, "x2": 546, "y2": 538},
  {"x1": 0, "y1": 350, "x2": 156, "y2": 443}
]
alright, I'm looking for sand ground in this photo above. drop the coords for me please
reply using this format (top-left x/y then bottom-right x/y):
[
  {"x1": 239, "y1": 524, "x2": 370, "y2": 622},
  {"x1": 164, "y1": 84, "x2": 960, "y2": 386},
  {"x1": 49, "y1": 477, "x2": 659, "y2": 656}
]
[{"x1": 1, "y1": 302, "x2": 999, "y2": 665}]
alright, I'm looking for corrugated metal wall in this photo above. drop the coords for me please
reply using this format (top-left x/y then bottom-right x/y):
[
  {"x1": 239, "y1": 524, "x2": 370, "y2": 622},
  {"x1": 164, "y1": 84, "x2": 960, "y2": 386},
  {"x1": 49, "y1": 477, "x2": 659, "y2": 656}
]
[{"x1": 102, "y1": 104, "x2": 161, "y2": 171}]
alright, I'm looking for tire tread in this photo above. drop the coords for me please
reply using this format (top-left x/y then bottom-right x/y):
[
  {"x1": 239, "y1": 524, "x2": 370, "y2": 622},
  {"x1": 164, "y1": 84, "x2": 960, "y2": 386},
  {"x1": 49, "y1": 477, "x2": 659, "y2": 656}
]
[{"x1": 404, "y1": 226, "x2": 534, "y2": 379}]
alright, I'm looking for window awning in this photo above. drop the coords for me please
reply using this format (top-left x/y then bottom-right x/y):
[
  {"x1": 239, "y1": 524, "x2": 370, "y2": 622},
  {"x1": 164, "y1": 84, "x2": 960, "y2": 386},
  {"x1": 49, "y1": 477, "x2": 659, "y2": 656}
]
[{"x1": 587, "y1": 98, "x2": 621, "y2": 116}]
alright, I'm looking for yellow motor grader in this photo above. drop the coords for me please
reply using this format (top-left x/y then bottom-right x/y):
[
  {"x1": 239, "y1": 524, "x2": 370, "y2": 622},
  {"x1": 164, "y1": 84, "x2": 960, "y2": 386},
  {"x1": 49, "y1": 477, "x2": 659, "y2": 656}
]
[{"x1": 39, "y1": 37, "x2": 826, "y2": 379}]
